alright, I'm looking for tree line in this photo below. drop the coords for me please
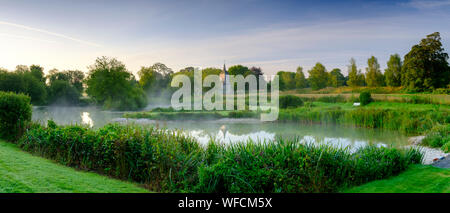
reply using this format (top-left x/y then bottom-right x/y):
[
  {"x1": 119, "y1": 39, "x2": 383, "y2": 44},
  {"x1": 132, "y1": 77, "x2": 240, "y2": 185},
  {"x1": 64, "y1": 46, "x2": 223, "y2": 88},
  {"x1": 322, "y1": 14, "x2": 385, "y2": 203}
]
[
  {"x1": 0, "y1": 32, "x2": 448, "y2": 110},
  {"x1": 277, "y1": 32, "x2": 449, "y2": 92}
]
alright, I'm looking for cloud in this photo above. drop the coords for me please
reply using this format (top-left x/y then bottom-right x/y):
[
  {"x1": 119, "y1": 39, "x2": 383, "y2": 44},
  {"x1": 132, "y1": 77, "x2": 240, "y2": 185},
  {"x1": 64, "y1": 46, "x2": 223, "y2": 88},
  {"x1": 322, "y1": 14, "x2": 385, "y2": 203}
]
[
  {"x1": 402, "y1": 0, "x2": 450, "y2": 9},
  {"x1": 0, "y1": 21, "x2": 101, "y2": 47},
  {"x1": 0, "y1": 33, "x2": 58, "y2": 44}
]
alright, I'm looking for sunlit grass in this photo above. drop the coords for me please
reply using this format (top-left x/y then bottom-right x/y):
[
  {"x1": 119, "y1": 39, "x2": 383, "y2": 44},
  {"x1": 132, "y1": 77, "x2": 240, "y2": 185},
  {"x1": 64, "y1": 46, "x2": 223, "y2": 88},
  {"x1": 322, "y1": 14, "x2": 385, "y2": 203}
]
[
  {"x1": 343, "y1": 165, "x2": 450, "y2": 193},
  {"x1": 0, "y1": 140, "x2": 149, "y2": 193}
]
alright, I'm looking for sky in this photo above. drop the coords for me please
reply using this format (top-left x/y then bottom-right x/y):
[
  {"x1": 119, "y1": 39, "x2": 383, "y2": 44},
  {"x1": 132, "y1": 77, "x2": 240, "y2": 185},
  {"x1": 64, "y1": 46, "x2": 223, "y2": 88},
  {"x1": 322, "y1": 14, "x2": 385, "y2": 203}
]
[{"x1": 0, "y1": 0, "x2": 450, "y2": 77}]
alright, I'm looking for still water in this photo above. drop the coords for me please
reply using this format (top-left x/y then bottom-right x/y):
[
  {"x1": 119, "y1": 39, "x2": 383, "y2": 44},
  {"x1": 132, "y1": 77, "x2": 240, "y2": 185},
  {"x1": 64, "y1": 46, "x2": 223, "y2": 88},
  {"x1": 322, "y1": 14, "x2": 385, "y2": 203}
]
[{"x1": 32, "y1": 106, "x2": 410, "y2": 148}]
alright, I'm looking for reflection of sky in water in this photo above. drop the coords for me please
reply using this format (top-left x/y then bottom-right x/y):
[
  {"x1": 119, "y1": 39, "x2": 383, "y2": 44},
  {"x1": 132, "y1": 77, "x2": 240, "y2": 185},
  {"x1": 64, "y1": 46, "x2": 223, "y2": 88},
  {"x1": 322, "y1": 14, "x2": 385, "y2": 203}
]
[
  {"x1": 186, "y1": 129, "x2": 276, "y2": 145},
  {"x1": 184, "y1": 130, "x2": 388, "y2": 151},
  {"x1": 81, "y1": 112, "x2": 93, "y2": 127},
  {"x1": 33, "y1": 107, "x2": 409, "y2": 149}
]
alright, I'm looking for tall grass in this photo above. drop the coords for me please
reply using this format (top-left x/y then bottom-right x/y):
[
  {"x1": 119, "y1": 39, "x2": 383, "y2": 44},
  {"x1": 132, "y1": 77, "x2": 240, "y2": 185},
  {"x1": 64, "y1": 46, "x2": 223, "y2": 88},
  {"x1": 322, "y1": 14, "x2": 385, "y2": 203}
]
[
  {"x1": 278, "y1": 107, "x2": 448, "y2": 134},
  {"x1": 17, "y1": 122, "x2": 423, "y2": 193}
]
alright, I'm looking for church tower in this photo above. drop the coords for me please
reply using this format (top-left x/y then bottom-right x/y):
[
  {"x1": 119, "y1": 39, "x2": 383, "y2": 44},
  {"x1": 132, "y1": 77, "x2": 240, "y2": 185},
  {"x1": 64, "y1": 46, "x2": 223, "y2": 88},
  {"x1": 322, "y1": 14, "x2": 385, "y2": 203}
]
[{"x1": 220, "y1": 63, "x2": 232, "y2": 95}]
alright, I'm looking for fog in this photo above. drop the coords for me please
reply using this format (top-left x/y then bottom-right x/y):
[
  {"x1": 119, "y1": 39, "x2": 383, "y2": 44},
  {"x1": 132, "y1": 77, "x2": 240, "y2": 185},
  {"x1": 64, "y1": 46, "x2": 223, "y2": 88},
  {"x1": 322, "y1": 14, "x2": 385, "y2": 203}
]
[{"x1": 32, "y1": 105, "x2": 410, "y2": 149}]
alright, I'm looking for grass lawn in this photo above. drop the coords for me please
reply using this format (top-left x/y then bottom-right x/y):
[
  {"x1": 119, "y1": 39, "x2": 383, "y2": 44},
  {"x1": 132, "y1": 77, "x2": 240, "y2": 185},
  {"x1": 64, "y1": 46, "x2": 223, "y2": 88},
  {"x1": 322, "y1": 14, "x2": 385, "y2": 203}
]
[
  {"x1": 343, "y1": 165, "x2": 450, "y2": 193},
  {"x1": 0, "y1": 140, "x2": 149, "y2": 193}
]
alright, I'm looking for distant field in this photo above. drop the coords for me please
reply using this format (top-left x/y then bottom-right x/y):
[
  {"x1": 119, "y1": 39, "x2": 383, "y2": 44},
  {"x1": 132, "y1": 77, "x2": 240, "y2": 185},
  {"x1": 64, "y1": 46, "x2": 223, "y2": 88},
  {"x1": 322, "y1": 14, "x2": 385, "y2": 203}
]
[
  {"x1": 343, "y1": 165, "x2": 450, "y2": 193},
  {"x1": 280, "y1": 92, "x2": 450, "y2": 105},
  {"x1": 0, "y1": 140, "x2": 149, "y2": 193}
]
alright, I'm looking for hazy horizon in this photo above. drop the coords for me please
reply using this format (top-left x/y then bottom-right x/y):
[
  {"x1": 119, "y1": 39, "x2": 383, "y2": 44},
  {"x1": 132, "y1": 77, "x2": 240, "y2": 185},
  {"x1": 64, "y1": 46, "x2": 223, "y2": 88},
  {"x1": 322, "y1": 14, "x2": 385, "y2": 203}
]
[{"x1": 1, "y1": 0, "x2": 450, "y2": 77}]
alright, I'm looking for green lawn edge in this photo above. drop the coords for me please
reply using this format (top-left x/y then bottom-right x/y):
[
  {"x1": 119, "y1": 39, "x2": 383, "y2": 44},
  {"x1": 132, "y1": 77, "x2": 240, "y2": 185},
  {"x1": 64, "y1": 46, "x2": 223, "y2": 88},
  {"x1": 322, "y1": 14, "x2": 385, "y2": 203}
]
[
  {"x1": 342, "y1": 165, "x2": 450, "y2": 193},
  {"x1": 0, "y1": 140, "x2": 149, "y2": 193}
]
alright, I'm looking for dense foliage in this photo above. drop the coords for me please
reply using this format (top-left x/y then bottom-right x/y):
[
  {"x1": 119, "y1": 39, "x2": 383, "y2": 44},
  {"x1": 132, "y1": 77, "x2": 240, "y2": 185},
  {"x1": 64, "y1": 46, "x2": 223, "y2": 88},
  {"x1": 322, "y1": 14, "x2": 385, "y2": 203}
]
[
  {"x1": 85, "y1": 57, "x2": 147, "y2": 110},
  {"x1": 359, "y1": 91, "x2": 373, "y2": 106},
  {"x1": 308, "y1": 63, "x2": 329, "y2": 90},
  {"x1": 402, "y1": 32, "x2": 450, "y2": 91},
  {"x1": 0, "y1": 67, "x2": 47, "y2": 105},
  {"x1": 421, "y1": 124, "x2": 449, "y2": 153},
  {"x1": 278, "y1": 106, "x2": 448, "y2": 134},
  {"x1": 17, "y1": 122, "x2": 422, "y2": 193},
  {"x1": 365, "y1": 56, "x2": 384, "y2": 87},
  {"x1": 0, "y1": 92, "x2": 32, "y2": 140},
  {"x1": 279, "y1": 95, "x2": 304, "y2": 108},
  {"x1": 384, "y1": 54, "x2": 402, "y2": 87}
]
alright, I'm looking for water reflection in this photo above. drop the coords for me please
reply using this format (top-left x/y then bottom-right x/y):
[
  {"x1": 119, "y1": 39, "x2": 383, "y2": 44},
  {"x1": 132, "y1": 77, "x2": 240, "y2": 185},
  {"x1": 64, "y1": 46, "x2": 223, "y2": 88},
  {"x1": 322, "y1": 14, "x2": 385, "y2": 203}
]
[
  {"x1": 32, "y1": 106, "x2": 410, "y2": 148},
  {"x1": 81, "y1": 112, "x2": 93, "y2": 127}
]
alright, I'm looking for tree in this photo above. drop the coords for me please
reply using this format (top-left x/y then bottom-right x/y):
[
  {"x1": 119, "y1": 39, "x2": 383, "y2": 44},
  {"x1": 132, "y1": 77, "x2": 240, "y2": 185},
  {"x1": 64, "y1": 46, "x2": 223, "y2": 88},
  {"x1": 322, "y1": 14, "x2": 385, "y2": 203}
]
[
  {"x1": 0, "y1": 67, "x2": 47, "y2": 105},
  {"x1": 47, "y1": 69, "x2": 85, "y2": 94},
  {"x1": 308, "y1": 63, "x2": 329, "y2": 90},
  {"x1": 276, "y1": 71, "x2": 296, "y2": 91},
  {"x1": 138, "y1": 63, "x2": 174, "y2": 98},
  {"x1": 347, "y1": 58, "x2": 365, "y2": 87},
  {"x1": 365, "y1": 56, "x2": 384, "y2": 87},
  {"x1": 30, "y1": 65, "x2": 45, "y2": 83},
  {"x1": 249, "y1": 66, "x2": 263, "y2": 75},
  {"x1": 86, "y1": 56, "x2": 147, "y2": 110},
  {"x1": 384, "y1": 54, "x2": 402, "y2": 87},
  {"x1": 228, "y1": 65, "x2": 250, "y2": 76},
  {"x1": 48, "y1": 80, "x2": 80, "y2": 105},
  {"x1": 329, "y1": 68, "x2": 345, "y2": 87},
  {"x1": 151, "y1": 62, "x2": 173, "y2": 76},
  {"x1": 402, "y1": 32, "x2": 450, "y2": 91},
  {"x1": 294, "y1": 66, "x2": 307, "y2": 88}
]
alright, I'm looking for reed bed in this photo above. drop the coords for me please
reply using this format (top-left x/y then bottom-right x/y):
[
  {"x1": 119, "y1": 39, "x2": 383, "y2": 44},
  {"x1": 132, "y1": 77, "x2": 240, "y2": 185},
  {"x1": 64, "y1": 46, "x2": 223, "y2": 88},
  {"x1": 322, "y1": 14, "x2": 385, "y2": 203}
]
[{"x1": 17, "y1": 122, "x2": 423, "y2": 193}]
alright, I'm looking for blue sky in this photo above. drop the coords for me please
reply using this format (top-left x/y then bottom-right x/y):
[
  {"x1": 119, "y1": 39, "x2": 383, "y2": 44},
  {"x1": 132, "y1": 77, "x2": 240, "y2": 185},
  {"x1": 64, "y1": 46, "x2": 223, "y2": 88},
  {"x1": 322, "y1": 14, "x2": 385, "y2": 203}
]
[{"x1": 1, "y1": 0, "x2": 450, "y2": 76}]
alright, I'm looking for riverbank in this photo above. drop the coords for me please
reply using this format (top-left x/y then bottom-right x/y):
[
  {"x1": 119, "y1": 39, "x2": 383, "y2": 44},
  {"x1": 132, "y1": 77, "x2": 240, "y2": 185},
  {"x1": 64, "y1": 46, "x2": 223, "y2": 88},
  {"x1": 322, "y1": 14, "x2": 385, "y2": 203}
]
[
  {"x1": 0, "y1": 140, "x2": 149, "y2": 193},
  {"x1": 15, "y1": 122, "x2": 423, "y2": 193}
]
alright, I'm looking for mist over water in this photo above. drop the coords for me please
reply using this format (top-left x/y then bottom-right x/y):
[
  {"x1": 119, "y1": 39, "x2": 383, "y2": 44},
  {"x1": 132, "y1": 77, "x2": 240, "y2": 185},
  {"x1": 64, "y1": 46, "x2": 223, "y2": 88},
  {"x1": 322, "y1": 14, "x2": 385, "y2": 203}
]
[{"x1": 32, "y1": 106, "x2": 410, "y2": 149}]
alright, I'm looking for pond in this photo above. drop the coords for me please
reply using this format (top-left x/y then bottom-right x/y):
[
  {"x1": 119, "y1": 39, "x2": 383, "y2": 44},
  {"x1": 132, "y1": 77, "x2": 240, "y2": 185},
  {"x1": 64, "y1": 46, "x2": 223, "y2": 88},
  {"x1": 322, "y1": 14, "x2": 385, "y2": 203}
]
[{"x1": 32, "y1": 106, "x2": 410, "y2": 148}]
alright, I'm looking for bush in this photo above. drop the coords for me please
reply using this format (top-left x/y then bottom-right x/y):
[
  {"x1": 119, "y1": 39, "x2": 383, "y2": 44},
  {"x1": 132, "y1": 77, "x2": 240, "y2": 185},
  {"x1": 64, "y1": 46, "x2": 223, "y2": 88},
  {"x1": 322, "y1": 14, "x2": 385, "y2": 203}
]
[
  {"x1": 0, "y1": 92, "x2": 32, "y2": 140},
  {"x1": 279, "y1": 95, "x2": 304, "y2": 109},
  {"x1": 359, "y1": 91, "x2": 372, "y2": 106}
]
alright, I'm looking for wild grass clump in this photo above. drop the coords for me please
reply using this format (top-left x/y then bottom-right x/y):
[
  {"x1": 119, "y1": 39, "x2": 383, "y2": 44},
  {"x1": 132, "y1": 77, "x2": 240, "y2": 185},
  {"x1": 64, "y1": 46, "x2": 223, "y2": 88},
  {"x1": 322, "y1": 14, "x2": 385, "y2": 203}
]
[
  {"x1": 18, "y1": 122, "x2": 204, "y2": 192},
  {"x1": 278, "y1": 107, "x2": 448, "y2": 134},
  {"x1": 279, "y1": 95, "x2": 304, "y2": 109},
  {"x1": 0, "y1": 92, "x2": 32, "y2": 141},
  {"x1": 195, "y1": 141, "x2": 422, "y2": 193},
  {"x1": 421, "y1": 124, "x2": 450, "y2": 152}
]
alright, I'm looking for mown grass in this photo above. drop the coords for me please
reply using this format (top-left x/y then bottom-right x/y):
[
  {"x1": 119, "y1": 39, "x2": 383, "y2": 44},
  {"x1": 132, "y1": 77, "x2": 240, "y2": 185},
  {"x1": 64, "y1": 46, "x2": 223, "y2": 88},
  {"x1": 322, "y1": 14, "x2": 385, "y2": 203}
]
[
  {"x1": 343, "y1": 165, "x2": 450, "y2": 193},
  {"x1": 0, "y1": 140, "x2": 149, "y2": 193}
]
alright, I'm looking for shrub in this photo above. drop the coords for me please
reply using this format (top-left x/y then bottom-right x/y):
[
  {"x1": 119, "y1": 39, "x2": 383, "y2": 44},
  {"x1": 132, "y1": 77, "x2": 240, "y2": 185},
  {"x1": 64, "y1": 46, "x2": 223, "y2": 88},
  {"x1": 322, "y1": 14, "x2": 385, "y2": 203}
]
[
  {"x1": 0, "y1": 92, "x2": 32, "y2": 140},
  {"x1": 359, "y1": 91, "x2": 372, "y2": 106},
  {"x1": 279, "y1": 95, "x2": 304, "y2": 109}
]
